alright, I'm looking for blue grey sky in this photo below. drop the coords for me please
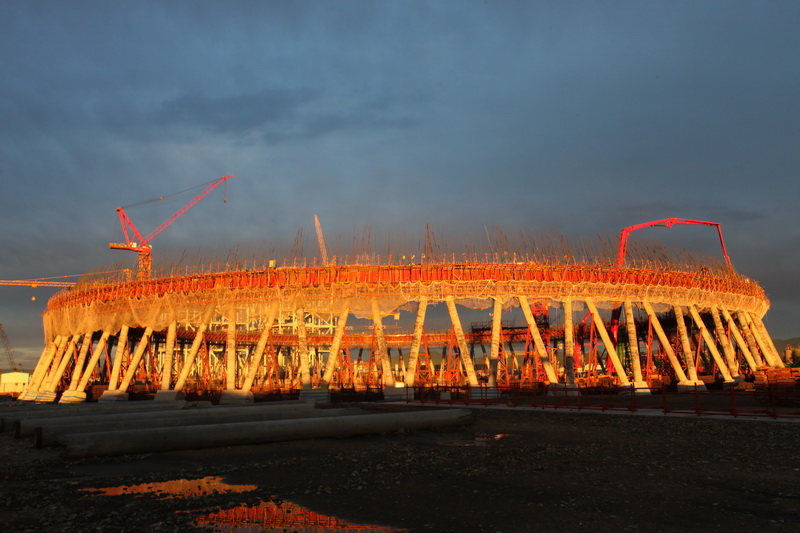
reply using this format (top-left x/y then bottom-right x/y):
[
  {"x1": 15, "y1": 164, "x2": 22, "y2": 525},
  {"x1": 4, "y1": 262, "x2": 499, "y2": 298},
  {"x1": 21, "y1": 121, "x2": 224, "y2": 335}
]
[{"x1": 2, "y1": 1, "x2": 799, "y2": 367}]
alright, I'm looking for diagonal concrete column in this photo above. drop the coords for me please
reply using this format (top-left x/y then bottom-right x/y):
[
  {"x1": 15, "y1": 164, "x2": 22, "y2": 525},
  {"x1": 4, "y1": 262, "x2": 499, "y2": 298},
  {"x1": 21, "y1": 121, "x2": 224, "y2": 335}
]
[
  {"x1": 710, "y1": 307, "x2": 739, "y2": 377},
  {"x1": 107, "y1": 325, "x2": 130, "y2": 392},
  {"x1": 19, "y1": 338, "x2": 61, "y2": 400},
  {"x1": 371, "y1": 299, "x2": 396, "y2": 387},
  {"x1": 518, "y1": 295, "x2": 559, "y2": 384},
  {"x1": 225, "y1": 309, "x2": 237, "y2": 390},
  {"x1": 160, "y1": 321, "x2": 177, "y2": 391},
  {"x1": 242, "y1": 302, "x2": 280, "y2": 391},
  {"x1": 174, "y1": 323, "x2": 208, "y2": 391},
  {"x1": 674, "y1": 306, "x2": 701, "y2": 383},
  {"x1": 624, "y1": 301, "x2": 649, "y2": 392},
  {"x1": 118, "y1": 327, "x2": 154, "y2": 392},
  {"x1": 296, "y1": 308, "x2": 313, "y2": 388},
  {"x1": 688, "y1": 306, "x2": 733, "y2": 383},
  {"x1": 585, "y1": 298, "x2": 630, "y2": 387},
  {"x1": 77, "y1": 331, "x2": 110, "y2": 391},
  {"x1": 66, "y1": 332, "x2": 93, "y2": 392},
  {"x1": 444, "y1": 295, "x2": 480, "y2": 387},
  {"x1": 735, "y1": 311, "x2": 765, "y2": 366},
  {"x1": 44, "y1": 334, "x2": 78, "y2": 393},
  {"x1": 721, "y1": 308, "x2": 758, "y2": 372},
  {"x1": 748, "y1": 312, "x2": 784, "y2": 368},
  {"x1": 642, "y1": 302, "x2": 689, "y2": 384},
  {"x1": 488, "y1": 297, "x2": 503, "y2": 387},
  {"x1": 404, "y1": 297, "x2": 428, "y2": 387}
]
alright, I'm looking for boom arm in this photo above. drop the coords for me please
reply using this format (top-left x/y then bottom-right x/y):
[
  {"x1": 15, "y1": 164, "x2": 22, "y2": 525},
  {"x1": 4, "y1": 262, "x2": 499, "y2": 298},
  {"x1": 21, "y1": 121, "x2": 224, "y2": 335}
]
[
  {"x1": 110, "y1": 175, "x2": 233, "y2": 279},
  {"x1": 616, "y1": 218, "x2": 732, "y2": 269}
]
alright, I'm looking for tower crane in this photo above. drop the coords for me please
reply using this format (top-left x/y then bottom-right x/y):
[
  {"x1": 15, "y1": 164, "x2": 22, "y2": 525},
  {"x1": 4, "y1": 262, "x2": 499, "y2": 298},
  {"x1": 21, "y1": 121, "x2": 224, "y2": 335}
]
[
  {"x1": 110, "y1": 175, "x2": 232, "y2": 279},
  {"x1": 0, "y1": 323, "x2": 21, "y2": 372}
]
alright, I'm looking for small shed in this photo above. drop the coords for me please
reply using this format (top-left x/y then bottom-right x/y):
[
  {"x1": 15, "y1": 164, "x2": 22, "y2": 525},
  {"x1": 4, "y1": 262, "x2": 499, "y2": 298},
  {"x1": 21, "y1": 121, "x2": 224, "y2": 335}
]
[{"x1": 0, "y1": 372, "x2": 31, "y2": 395}]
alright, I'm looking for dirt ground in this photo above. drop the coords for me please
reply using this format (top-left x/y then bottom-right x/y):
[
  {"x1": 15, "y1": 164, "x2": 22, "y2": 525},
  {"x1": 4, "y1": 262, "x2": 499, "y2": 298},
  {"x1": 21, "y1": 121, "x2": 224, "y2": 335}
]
[{"x1": 1, "y1": 403, "x2": 799, "y2": 532}]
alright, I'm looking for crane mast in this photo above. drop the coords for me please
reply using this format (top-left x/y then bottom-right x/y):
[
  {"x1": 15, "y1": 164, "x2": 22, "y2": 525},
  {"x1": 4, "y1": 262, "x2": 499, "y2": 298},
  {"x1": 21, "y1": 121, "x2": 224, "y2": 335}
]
[{"x1": 0, "y1": 324, "x2": 21, "y2": 372}]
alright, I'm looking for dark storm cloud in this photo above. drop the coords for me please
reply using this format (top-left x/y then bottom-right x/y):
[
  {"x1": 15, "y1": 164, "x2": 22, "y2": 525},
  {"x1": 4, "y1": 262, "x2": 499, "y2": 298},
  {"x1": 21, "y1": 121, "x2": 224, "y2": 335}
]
[{"x1": 1, "y1": 0, "x2": 800, "y2": 364}]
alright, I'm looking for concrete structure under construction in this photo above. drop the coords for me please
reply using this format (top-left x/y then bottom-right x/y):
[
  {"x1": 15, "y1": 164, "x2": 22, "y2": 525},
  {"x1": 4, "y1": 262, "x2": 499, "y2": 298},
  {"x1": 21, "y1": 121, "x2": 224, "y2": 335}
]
[{"x1": 17, "y1": 222, "x2": 784, "y2": 404}]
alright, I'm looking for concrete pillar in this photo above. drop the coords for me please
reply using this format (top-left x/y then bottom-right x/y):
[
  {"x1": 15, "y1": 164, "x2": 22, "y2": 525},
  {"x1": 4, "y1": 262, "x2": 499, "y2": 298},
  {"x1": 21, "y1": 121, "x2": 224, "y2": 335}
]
[
  {"x1": 66, "y1": 332, "x2": 92, "y2": 392},
  {"x1": 624, "y1": 301, "x2": 648, "y2": 392},
  {"x1": 242, "y1": 303, "x2": 279, "y2": 391},
  {"x1": 488, "y1": 297, "x2": 503, "y2": 387},
  {"x1": 370, "y1": 299, "x2": 396, "y2": 387},
  {"x1": 160, "y1": 321, "x2": 177, "y2": 390},
  {"x1": 748, "y1": 312, "x2": 784, "y2": 368},
  {"x1": 735, "y1": 311, "x2": 765, "y2": 366},
  {"x1": 710, "y1": 307, "x2": 739, "y2": 377},
  {"x1": 584, "y1": 298, "x2": 630, "y2": 387},
  {"x1": 18, "y1": 337, "x2": 62, "y2": 401},
  {"x1": 674, "y1": 306, "x2": 700, "y2": 383},
  {"x1": 721, "y1": 308, "x2": 759, "y2": 372},
  {"x1": 77, "y1": 331, "x2": 110, "y2": 391},
  {"x1": 118, "y1": 327, "x2": 154, "y2": 391},
  {"x1": 444, "y1": 295, "x2": 480, "y2": 388},
  {"x1": 296, "y1": 308, "x2": 313, "y2": 388},
  {"x1": 174, "y1": 323, "x2": 208, "y2": 391},
  {"x1": 107, "y1": 325, "x2": 129, "y2": 391},
  {"x1": 404, "y1": 297, "x2": 428, "y2": 387},
  {"x1": 44, "y1": 334, "x2": 78, "y2": 392},
  {"x1": 518, "y1": 295, "x2": 559, "y2": 384},
  {"x1": 688, "y1": 306, "x2": 733, "y2": 383},
  {"x1": 321, "y1": 303, "x2": 351, "y2": 386},
  {"x1": 641, "y1": 302, "x2": 689, "y2": 384},
  {"x1": 225, "y1": 310, "x2": 237, "y2": 390},
  {"x1": 41, "y1": 335, "x2": 73, "y2": 393},
  {"x1": 60, "y1": 331, "x2": 111, "y2": 404}
]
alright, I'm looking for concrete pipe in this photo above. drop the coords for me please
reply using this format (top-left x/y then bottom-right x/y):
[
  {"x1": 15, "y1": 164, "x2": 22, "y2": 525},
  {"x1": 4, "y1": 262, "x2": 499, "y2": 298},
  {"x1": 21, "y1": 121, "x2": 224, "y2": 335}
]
[
  {"x1": 37, "y1": 407, "x2": 364, "y2": 448},
  {"x1": 15, "y1": 401, "x2": 317, "y2": 438},
  {"x1": 63, "y1": 408, "x2": 475, "y2": 458}
]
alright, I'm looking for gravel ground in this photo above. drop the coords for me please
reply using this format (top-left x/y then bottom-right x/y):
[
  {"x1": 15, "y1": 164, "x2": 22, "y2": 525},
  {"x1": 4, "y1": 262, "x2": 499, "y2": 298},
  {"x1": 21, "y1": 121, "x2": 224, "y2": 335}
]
[{"x1": 1, "y1": 403, "x2": 799, "y2": 532}]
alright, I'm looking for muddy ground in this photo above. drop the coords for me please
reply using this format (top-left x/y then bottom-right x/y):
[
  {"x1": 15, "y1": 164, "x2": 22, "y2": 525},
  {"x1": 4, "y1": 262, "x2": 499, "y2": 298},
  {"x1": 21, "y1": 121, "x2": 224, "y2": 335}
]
[{"x1": 0, "y1": 403, "x2": 799, "y2": 532}]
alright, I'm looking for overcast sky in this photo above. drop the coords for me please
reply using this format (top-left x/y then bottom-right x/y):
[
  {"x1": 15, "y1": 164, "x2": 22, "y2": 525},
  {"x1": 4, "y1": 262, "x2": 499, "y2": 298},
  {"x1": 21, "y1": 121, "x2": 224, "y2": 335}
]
[{"x1": 2, "y1": 1, "x2": 799, "y2": 367}]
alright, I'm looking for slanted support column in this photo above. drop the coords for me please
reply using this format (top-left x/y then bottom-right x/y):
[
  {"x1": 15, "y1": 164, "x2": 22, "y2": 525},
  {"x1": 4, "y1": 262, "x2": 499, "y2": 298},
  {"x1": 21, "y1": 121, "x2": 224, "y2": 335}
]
[
  {"x1": 242, "y1": 302, "x2": 279, "y2": 391},
  {"x1": 296, "y1": 308, "x2": 313, "y2": 388},
  {"x1": 66, "y1": 332, "x2": 93, "y2": 392},
  {"x1": 44, "y1": 334, "x2": 78, "y2": 393},
  {"x1": 160, "y1": 321, "x2": 177, "y2": 390},
  {"x1": 584, "y1": 298, "x2": 630, "y2": 387},
  {"x1": 518, "y1": 295, "x2": 559, "y2": 385},
  {"x1": 404, "y1": 297, "x2": 428, "y2": 387},
  {"x1": 642, "y1": 302, "x2": 689, "y2": 384},
  {"x1": 62, "y1": 330, "x2": 111, "y2": 403},
  {"x1": 107, "y1": 325, "x2": 130, "y2": 392},
  {"x1": 444, "y1": 295, "x2": 480, "y2": 388},
  {"x1": 624, "y1": 301, "x2": 649, "y2": 392},
  {"x1": 736, "y1": 311, "x2": 765, "y2": 367},
  {"x1": 721, "y1": 308, "x2": 759, "y2": 372},
  {"x1": 19, "y1": 337, "x2": 61, "y2": 400},
  {"x1": 118, "y1": 327, "x2": 154, "y2": 392},
  {"x1": 688, "y1": 306, "x2": 733, "y2": 383},
  {"x1": 488, "y1": 297, "x2": 503, "y2": 387},
  {"x1": 225, "y1": 310, "x2": 237, "y2": 390},
  {"x1": 371, "y1": 299, "x2": 396, "y2": 387},
  {"x1": 674, "y1": 306, "x2": 702, "y2": 385},
  {"x1": 173, "y1": 323, "x2": 209, "y2": 391},
  {"x1": 747, "y1": 312, "x2": 784, "y2": 368},
  {"x1": 711, "y1": 307, "x2": 739, "y2": 377}
]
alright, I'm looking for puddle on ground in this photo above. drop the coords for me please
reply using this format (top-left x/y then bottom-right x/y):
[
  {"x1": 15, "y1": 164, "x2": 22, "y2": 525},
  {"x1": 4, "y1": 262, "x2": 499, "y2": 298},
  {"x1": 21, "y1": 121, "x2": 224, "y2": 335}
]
[
  {"x1": 82, "y1": 476, "x2": 257, "y2": 499},
  {"x1": 82, "y1": 476, "x2": 404, "y2": 532},
  {"x1": 437, "y1": 432, "x2": 517, "y2": 447},
  {"x1": 194, "y1": 499, "x2": 405, "y2": 532}
]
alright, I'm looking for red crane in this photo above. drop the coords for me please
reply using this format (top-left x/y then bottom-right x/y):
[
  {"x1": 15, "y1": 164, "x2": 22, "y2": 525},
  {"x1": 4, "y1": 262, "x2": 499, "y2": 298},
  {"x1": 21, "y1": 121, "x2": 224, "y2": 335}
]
[
  {"x1": 616, "y1": 217, "x2": 732, "y2": 269},
  {"x1": 109, "y1": 175, "x2": 233, "y2": 279}
]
